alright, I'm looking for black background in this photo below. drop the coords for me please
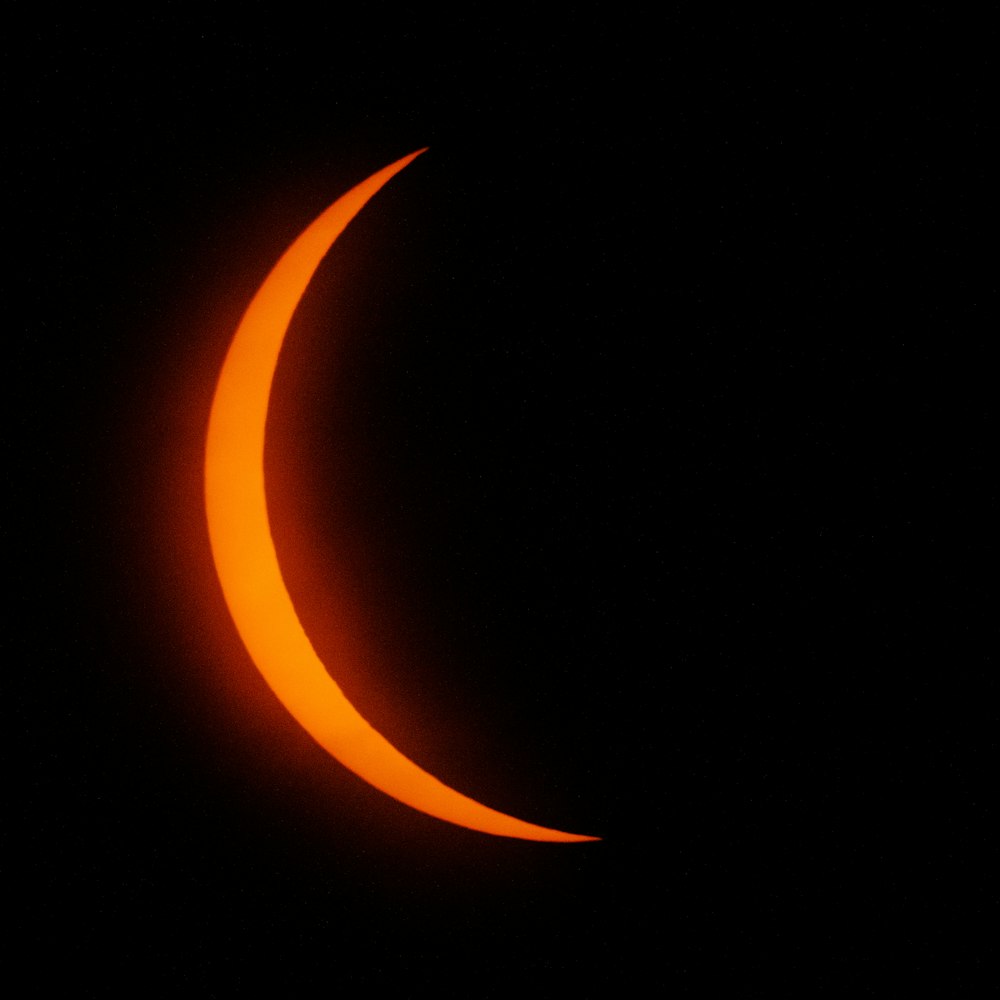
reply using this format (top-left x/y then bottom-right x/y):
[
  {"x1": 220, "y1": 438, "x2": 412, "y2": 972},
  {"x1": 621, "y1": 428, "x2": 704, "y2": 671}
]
[{"x1": 12, "y1": 8, "x2": 991, "y2": 995}]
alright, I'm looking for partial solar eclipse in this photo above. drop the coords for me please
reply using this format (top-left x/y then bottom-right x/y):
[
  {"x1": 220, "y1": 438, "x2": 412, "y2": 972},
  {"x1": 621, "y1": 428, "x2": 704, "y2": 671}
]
[{"x1": 205, "y1": 150, "x2": 597, "y2": 842}]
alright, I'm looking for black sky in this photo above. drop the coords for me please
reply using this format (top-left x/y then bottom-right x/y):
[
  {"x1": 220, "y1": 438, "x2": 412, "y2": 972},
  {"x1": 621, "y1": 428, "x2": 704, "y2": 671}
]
[{"x1": 11, "y1": 9, "x2": 990, "y2": 994}]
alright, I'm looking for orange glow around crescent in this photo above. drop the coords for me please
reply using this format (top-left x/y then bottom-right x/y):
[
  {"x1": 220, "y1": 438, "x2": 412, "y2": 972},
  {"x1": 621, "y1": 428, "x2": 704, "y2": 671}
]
[{"x1": 205, "y1": 150, "x2": 597, "y2": 842}]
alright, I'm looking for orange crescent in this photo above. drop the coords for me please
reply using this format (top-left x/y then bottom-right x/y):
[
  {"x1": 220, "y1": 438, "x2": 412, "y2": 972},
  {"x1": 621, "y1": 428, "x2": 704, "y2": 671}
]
[{"x1": 205, "y1": 150, "x2": 597, "y2": 842}]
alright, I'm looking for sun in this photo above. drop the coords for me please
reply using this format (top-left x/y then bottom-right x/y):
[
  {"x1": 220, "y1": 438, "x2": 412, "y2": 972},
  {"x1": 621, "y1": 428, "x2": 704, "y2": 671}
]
[{"x1": 205, "y1": 149, "x2": 598, "y2": 842}]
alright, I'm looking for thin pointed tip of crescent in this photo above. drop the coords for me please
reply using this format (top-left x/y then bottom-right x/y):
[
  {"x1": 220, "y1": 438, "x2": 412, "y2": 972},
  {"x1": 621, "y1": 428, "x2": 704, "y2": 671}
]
[{"x1": 529, "y1": 830, "x2": 603, "y2": 845}]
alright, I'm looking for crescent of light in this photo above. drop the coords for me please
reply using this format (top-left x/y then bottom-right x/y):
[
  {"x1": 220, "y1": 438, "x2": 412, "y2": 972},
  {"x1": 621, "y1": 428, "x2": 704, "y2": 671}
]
[{"x1": 205, "y1": 150, "x2": 597, "y2": 842}]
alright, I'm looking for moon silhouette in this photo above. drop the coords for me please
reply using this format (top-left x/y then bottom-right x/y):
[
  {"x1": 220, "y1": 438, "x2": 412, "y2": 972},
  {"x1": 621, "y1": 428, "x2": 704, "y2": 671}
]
[{"x1": 205, "y1": 150, "x2": 597, "y2": 842}]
